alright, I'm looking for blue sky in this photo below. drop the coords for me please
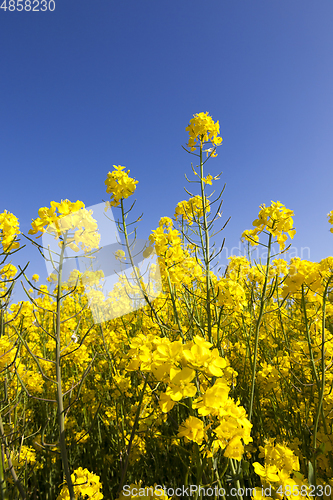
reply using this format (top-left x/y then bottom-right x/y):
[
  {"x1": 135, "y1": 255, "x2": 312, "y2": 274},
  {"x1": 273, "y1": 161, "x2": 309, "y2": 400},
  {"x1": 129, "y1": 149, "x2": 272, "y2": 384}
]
[{"x1": 1, "y1": 0, "x2": 333, "y2": 301}]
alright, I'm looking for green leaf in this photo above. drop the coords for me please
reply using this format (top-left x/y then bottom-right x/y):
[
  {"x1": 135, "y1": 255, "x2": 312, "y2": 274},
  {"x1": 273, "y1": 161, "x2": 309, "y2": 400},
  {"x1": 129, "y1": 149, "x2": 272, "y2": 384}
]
[{"x1": 308, "y1": 460, "x2": 315, "y2": 487}]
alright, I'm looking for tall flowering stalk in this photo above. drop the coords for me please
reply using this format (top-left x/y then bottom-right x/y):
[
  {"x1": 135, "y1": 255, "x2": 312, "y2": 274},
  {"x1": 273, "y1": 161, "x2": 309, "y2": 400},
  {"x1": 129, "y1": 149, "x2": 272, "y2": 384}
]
[
  {"x1": 105, "y1": 165, "x2": 167, "y2": 336},
  {"x1": 242, "y1": 201, "x2": 296, "y2": 422},
  {"x1": 29, "y1": 200, "x2": 100, "y2": 500},
  {"x1": 0, "y1": 211, "x2": 26, "y2": 499},
  {"x1": 105, "y1": 166, "x2": 155, "y2": 492},
  {"x1": 184, "y1": 112, "x2": 223, "y2": 344}
]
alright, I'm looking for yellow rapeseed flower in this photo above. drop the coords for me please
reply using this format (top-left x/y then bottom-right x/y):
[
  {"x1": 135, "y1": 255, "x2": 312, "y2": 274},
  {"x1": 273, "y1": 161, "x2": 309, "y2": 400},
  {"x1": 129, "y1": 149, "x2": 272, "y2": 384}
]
[
  {"x1": 242, "y1": 201, "x2": 296, "y2": 251},
  {"x1": 57, "y1": 467, "x2": 103, "y2": 499},
  {"x1": 105, "y1": 165, "x2": 138, "y2": 207},
  {"x1": 178, "y1": 416, "x2": 205, "y2": 445},
  {"x1": 186, "y1": 112, "x2": 222, "y2": 155},
  {"x1": 0, "y1": 210, "x2": 20, "y2": 252},
  {"x1": 29, "y1": 200, "x2": 100, "y2": 252}
]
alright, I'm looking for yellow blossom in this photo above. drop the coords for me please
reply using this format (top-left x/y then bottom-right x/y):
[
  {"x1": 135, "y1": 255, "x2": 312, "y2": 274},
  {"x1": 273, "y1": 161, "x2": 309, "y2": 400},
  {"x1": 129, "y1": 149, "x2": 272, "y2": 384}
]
[
  {"x1": 105, "y1": 165, "x2": 138, "y2": 207},
  {"x1": 0, "y1": 210, "x2": 20, "y2": 252},
  {"x1": 178, "y1": 416, "x2": 205, "y2": 445},
  {"x1": 186, "y1": 112, "x2": 222, "y2": 155}
]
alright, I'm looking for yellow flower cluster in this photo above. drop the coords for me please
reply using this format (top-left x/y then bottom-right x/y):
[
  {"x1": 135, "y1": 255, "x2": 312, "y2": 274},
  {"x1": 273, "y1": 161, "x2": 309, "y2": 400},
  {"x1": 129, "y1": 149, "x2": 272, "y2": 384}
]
[
  {"x1": 0, "y1": 210, "x2": 20, "y2": 252},
  {"x1": 252, "y1": 440, "x2": 309, "y2": 500},
  {"x1": 174, "y1": 195, "x2": 211, "y2": 225},
  {"x1": 8, "y1": 445, "x2": 36, "y2": 469},
  {"x1": 178, "y1": 416, "x2": 205, "y2": 445},
  {"x1": 16, "y1": 364, "x2": 45, "y2": 395},
  {"x1": 0, "y1": 336, "x2": 16, "y2": 372},
  {"x1": 186, "y1": 111, "x2": 222, "y2": 155},
  {"x1": 147, "y1": 215, "x2": 205, "y2": 293},
  {"x1": 29, "y1": 199, "x2": 85, "y2": 237},
  {"x1": 115, "y1": 249, "x2": 126, "y2": 261},
  {"x1": 0, "y1": 263, "x2": 17, "y2": 281},
  {"x1": 29, "y1": 199, "x2": 100, "y2": 252},
  {"x1": 281, "y1": 258, "x2": 322, "y2": 297},
  {"x1": 242, "y1": 200, "x2": 296, "y2": 250},
  {"x1": 105, "y1": 165, "x2": 138, "y2": 207},
  {"x1": 57, "y1": 467, "x2": 103, "y2": 499},
  {"x1": 216, "y1": 278, "x2": 247, "y2": 312},
  {"x1": 127, "y1": 332, "x2": 250, "y2": 460}
]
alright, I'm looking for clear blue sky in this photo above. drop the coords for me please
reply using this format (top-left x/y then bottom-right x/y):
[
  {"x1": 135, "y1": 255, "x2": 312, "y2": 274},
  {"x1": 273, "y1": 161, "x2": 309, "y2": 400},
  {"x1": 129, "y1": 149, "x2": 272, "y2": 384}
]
[{"x1": 1, "y1": 0, "x2": 333, "y2": 301}]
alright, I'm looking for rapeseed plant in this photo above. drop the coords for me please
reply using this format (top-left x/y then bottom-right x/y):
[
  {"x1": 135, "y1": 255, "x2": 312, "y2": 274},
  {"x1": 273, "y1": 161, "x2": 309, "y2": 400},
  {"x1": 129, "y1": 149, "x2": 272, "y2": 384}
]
[{"x1": 0, "y1": 115, "x2": 333, "y2": 500}]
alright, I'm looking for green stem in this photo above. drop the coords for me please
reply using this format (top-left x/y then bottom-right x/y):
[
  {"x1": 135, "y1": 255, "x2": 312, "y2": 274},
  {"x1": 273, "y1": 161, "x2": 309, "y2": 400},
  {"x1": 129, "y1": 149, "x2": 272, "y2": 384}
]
[
  {"x1": 117, "y1": 374, "x2": 149, "y2": 495},
  {"x1": 301, "y1": 286, "x2": 329, "y2": 437},
  {"x1": 312, "y1": 276, "x2": 333, "y2": 486},
  {"x1": 194, "y1": 443, "x2": 203, "y2": 500},
  {"x1": 199, "y1": 144, "x2": 212, "y2": 344},
  {"x1": 0, "y1": 441, "x2": 7, "y2": 500},
  {"x1": 248, "y1": 233, "x2": 272, "y2": 422},
  {"x1": 120, "y1": 199, "x2": 167, "y2": 336},
  {"x1": 55, "y1": 233, "x2": 75, "y2": 500},
  {"x1": 166, "y1": 272, "x2": 185, "y2": 341},
  {"x1": 229, "y1": 459, "x2": 243, "y2": 500},
  {"x1": 0, "y1": 412, "x2": 25, "y2": 499},
  {"x1": 301, "y1": 286, "x2": 321, "y2": 393}
]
